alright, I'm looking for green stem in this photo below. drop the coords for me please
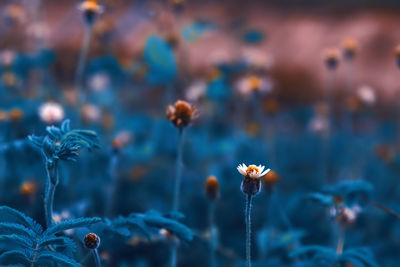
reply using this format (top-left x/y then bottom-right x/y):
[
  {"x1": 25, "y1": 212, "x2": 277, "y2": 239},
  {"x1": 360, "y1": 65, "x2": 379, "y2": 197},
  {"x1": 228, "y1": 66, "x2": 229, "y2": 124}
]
[
  {"x1": 44, "y1": 159, "x2": 58, "y2": 228},
  {"x1": 93, "y1": 249, "x2": 102, "y2": 267},
  {"x1": 245, "y1": 194, "x2": 253, "y2": 267}
]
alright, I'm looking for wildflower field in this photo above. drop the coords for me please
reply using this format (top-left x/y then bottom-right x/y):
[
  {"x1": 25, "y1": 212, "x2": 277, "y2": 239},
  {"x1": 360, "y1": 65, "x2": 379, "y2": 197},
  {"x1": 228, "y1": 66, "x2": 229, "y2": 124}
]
[{"x1": 1, "y1": 0, "x2": 400, "y2": 266}]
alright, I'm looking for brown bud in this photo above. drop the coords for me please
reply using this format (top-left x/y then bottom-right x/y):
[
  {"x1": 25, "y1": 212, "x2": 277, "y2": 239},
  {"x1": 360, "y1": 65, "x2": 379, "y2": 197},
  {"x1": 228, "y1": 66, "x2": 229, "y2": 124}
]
[
  {"x1": 9, "y1": 108, "x2": 23, "y2": 122},
  {"x1": 262, "y1": 170, "x2": 280, "y2": 193},
  {"x1": 84, "y1": 233, "x2": 101, "y2": 249},
  {"x1": 19, "y1": 181, "x2": 37, "y2": 197},
  {"x1": 166, "y1": 100, "x2": 198, "y2": 129},
  {"x1": 324, "y1": 48, "x2": 339, "y2": 70},
  {"x1": 342, "y1": 37, "x2": 358, "y2": 59},
  {"x1": 205, "y1": 176, "x2": 219, "y2": 201}
]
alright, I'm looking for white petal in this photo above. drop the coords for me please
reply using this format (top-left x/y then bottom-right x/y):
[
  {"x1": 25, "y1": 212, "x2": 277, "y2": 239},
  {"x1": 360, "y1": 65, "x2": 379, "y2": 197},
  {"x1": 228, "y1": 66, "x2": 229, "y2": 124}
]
[
  {"x1": 259, "y1": 166, "x2": 265, "y2": 173},
  {"x1": 260, "y1": 169, "x2": 271, "y2": 177},
  {"x1": 237, "y1": 167, "x2": 246, "y2": 176}
]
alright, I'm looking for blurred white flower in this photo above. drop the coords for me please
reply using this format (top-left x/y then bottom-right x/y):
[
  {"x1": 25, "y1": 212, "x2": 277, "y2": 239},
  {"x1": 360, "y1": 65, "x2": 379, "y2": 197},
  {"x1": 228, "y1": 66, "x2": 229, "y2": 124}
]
[
  {"x1": 241, "y1": 48, "x2": 273, "y2": 69},
  {"x1": 309, "y1": 115, "x2": 329, "y2": 134},
  {"x1": 236, "y1": 75, "x2": 273, "y2": 97},
  {"x1": 89, "y1": 72, "x2": 110, "y2": 92},
  {"x1": 39, "y1": 102, "x2": 64, "y2": 124},
  {"x1": 81, "y1": 104, "x2": 101, "y2": 123},
  {"x1": 26, "y1": 22, "x2": 50, "y2": 40},
  {"x1": 185, "y1": 80, "x2": 207, "y2": 101},
  {"x1": 0, "y1": 50, "x2": 16, "y2": 66},
  {"x1": 356, "y1": 85, "x2": 376, "y2": 106}
]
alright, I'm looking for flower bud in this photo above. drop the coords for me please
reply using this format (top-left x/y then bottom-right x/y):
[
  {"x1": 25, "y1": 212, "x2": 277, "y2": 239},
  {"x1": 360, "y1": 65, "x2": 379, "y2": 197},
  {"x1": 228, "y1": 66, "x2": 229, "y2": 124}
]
[
  {"x1": 342, "y1": 37, "x2": 358, "y2": 60},
  {"x1": 324, "y1": 48, "x2": 339, "y2": 70},
  {"x1": 241, "y1": 175, "x2": 261, "y2": 196},
  {"x1": 205, "y1": 176, "x2": 219, "y2": 201},
  {"x1": 84, "y1": 233, "x2": 101, "y2": 249}
]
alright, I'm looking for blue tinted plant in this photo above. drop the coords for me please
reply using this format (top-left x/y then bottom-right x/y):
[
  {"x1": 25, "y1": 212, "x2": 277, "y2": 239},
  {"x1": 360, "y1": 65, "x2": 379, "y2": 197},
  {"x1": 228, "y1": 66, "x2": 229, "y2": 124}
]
[
  {"x1": 29, "y1": 119, "x2": 99, "y2": 227},
  {"x1": 166, "y1": 100, "x2": 198, "y2": 267},
  {"x1": 237, "y1": 164, "x2": 270, "y2": 267},
  {"x1": 0, "y1": 205, "x2": 101, "y2": 266}
]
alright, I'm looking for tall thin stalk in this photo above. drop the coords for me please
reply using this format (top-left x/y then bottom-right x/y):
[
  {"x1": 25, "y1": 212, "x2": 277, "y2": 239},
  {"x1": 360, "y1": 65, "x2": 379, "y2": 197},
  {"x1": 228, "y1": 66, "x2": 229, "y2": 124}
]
[
  {"x1": 172, "y1": 128, "x2": 185, "y2": 212},
  {"x1": 245, "y1": 194, "x2": 253, "y2": 267},
  {"x1": 93, "y1": 249, "x2": 102, "y2": 267},
  {"x1": 44, "y1": 159, "x2": 58, "y2": 227},
  {"x1": 170, "y1": 128, "x2": 185, "y2": 267},
  {"x1": 209, "y1": 202, "x2": 217, "y2": 267},
  {"x1": 75, "y1": 25, "x2": 93, "y2": 110}
]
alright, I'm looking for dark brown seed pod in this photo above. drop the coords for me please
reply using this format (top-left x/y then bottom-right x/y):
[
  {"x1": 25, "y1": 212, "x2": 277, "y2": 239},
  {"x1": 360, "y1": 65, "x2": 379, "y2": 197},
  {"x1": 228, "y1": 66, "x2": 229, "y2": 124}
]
[
  {"x1": 240, "y1": 175, "x2": 261, "y2": 196},
  {"x1": 84, "y1": 233, "x2": 101, "y2": 249},
  {"x1": 205, "y1": 176, "x2": 219, "y2": 201}
]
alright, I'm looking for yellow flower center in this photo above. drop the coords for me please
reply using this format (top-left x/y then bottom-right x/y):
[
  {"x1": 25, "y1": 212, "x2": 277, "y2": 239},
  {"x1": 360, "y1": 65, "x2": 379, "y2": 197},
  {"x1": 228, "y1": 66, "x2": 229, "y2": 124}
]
[{"x1": 246, "y1": 165, "x2": 259, "y2": 176}]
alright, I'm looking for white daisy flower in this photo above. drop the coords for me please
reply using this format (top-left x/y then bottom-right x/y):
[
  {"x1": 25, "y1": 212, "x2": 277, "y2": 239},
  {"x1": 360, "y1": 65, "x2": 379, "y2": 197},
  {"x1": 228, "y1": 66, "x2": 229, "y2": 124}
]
[
  {"x1": 39, "y1": 102, "x2": 64, "y2": 124},
  {"x1": 237, "y1": 163, "x2": 270, "y2": 179}
]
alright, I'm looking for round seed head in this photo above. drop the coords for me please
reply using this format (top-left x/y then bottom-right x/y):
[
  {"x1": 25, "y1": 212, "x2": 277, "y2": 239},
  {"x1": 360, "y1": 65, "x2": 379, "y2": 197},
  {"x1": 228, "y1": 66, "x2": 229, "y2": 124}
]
[
  {"x1": 262, "y1": 170, "x2": 280, "y2": 193},
  {"x1": 324, "y1": 48, "x2": 339, "y2": 70},
  {"x1": 9, "y1": 108, "x2": 23, "y2": 122},
  {"x1": 342, "y1": 37, "x2": 358, "y2": 59},
  {"x1": 84, "y1": 233, "x2": 101, "y2": 249},
  {"x1": 19, "y1": 181, "x2": 37, "y2": 196},
  {"x1": 166, "y1": 100, "x2": 199, "y2": 129},
  {"x1": 205, "y1": 176, "x2": 219, "y2": 201}
]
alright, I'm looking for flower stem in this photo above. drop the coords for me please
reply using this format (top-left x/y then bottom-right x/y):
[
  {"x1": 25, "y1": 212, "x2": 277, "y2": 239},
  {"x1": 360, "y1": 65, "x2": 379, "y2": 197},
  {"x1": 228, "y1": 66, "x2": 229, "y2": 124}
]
[
  {"x1": 172, "y1": 128, "x2": 185, "y2": 212},
  {"x1": 93, "y1": 248, "x2": 102, "y2": 267},
  {"x1": 75, "y1": 24, "x2": 93, "y2": 111},
  {"x1": 170, "y1": 128, "x2": 185, "y2": 267},
  {"x1": 245, "y1": 194, "x2": 253, "y2": 267},
  {"x1": 44, "y1": 160, "x2": 58, "y2": 228},
  {"x1": 209, "y1": 202, "x2": 217, "y2": 267}
]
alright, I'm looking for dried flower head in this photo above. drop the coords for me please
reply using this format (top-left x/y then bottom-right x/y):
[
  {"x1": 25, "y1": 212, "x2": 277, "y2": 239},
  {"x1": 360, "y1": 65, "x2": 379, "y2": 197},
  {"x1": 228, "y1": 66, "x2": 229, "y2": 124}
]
[
  {"x1": 78, "y1": 0, "x2": 104, "y2": 25},
  {"x1": 205, "y1": 176, "x2": 219, "y2": 201},
  {"x1": 111, "y1": 131, "x2": 132, "y2": 150},
  {"x1": 263, "y1": 98, "x2": 280, "y2": 115},
  {"x1": 4, "y1": 4, "x2": 25, "y2": 25},
  {"x1": 39, "y1": 102, "x2": 64, "y2": 124},
  {"x1": 342, "y1": 37, "x2": 358, "y2": 59},
  {"x1": 81, "y1": 104, "x2": 101, "y2": 124},
  {"x1": 19, "y1": 181, "x2": 38, "y2": 196},
  {"x1": 166, "y1": 100, "x2": 199, "y2": 129},
  {"x1": 2, "y1": 72, "x2": 18, "y2": 87},
  {"x1": 238, "y1": 163, "x2": 270, "y2": 196},
  {"x1": 262, "y1": 170, "x2": 280, "y2": 193},
  {"x1": 324, "y1": 48, "x2": 339, "y2": 70},
  {"x1": 9, "y1": 108, "x2": 23, "y2": 122},
  {"x1": 84, "y1": 233, "x2": 101, "y2": 249},
  {"x1": 0, "y1": 110, "x2": 7, "y2": 122}
]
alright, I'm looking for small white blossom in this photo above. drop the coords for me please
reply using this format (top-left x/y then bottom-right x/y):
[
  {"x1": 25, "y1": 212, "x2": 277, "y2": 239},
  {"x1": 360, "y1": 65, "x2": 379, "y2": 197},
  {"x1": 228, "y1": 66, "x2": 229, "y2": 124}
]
[
  {"x1": 237, "y1": 163, "x2": 270, "y2": 179},
  {"x1": 39, "y1": 102, "x2": 64, "y2": 124}
]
